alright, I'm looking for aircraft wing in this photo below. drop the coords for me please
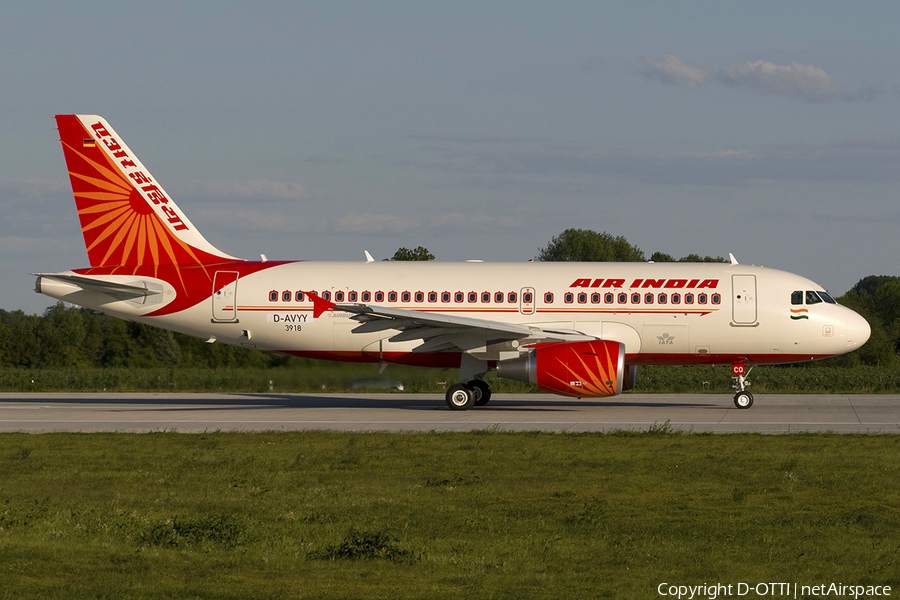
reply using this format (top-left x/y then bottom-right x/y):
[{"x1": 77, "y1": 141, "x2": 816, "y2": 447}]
[{"x1": 332, "y1": 302, "x2": 592, "y2": 353}]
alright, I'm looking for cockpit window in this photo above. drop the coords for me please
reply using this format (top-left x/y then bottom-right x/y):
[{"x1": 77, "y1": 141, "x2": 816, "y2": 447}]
[
  {"x1": 791, "y1": 291, "x2": 803, "y2": 305},
  {"x1": 819, "y1": 291, "x2": 836, "y2": 304},
  {"x1": 805, "y1": 291, "x2": 823, "y2": 305}
]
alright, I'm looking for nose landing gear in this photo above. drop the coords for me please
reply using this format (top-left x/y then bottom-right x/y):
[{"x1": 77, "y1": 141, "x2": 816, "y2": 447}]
[{"x1": 732, "y1": 364, "x2": 754, "y2": 409}]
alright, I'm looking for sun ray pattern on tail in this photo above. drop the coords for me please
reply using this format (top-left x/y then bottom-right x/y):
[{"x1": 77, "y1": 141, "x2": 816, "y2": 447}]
[{"x1": 56, "y1": 116, "x2": 237, "y2": 292}]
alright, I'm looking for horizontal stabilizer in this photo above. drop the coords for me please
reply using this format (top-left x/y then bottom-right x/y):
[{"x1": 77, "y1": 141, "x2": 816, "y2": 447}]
[{"x1": 35, "y1": 273, "x2": 163, "y2": 301}]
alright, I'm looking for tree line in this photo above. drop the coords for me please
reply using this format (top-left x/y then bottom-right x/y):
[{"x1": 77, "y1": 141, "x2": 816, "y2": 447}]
[
  {"x1": 0, "y1": 305, "x2": 288, "y2": 369},
  {"x1": 4, "y1": 229, "x2": 897, "y2": 369}
]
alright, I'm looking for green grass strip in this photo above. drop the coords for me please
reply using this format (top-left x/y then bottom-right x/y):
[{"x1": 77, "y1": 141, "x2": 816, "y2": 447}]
[{"x1": 1, "y1": 431, "x2": 898, "y2": 598}]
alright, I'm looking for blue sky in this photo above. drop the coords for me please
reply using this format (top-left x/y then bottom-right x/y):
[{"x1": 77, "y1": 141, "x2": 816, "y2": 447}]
[{"x1": 2, "y1": 1, "x2": 899, "y2": 313}]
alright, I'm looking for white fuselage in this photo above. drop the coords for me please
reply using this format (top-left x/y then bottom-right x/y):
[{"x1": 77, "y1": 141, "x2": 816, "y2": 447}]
[{"x1": 38, "y1": 260, "x2": 871, "y2": 369}]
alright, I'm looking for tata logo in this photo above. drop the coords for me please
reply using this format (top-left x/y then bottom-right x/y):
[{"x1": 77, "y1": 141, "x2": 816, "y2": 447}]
[{"x1": 569, "y1": 278, "x2": 719, "y2": 290}]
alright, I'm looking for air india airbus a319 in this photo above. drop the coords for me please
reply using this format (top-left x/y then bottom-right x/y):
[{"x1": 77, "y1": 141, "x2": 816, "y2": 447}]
[{"x1": 36, "y1": 115, "x2": 871, "y2": 409}]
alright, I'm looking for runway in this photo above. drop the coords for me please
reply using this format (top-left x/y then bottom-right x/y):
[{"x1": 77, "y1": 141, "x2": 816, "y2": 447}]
[{"x1": 0, "y1": 392, "x2": 898, "y2": 433}]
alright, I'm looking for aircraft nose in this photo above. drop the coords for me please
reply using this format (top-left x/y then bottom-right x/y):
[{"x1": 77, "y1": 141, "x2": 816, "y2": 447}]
[{"x1": 845, "y1": 309, "x2": 871, "y2": 350}]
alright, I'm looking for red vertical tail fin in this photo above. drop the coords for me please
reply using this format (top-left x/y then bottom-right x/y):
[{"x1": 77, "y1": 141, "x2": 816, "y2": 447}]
[{"x1": 55, "y1": 115, "x2": 239, "y2": 271}]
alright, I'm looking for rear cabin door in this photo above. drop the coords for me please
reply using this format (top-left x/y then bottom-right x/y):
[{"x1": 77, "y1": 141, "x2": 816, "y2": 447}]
[
  {"x1": 212, "y1": 271, "x2": 240, "y2": 323},
  {"x1": 731, "y1": 274, "x2": 757, "y2": 325}
]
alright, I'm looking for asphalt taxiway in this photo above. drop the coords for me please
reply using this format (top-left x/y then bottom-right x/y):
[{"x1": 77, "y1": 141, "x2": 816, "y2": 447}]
[{"x1": 0, "y1": 392, "x2": 898, "y2": 433}]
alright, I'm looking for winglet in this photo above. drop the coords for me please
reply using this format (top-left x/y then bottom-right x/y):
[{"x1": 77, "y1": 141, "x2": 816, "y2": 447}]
[
  {"x1": 729, "y1": 253, "x2": 739, "y2": 265},
  {"x1": 305, "y1": 291, "x2": 337, "y2": 318},
  {"x1": 364, "y1": 251, "x2": 375, "y2": 263}
]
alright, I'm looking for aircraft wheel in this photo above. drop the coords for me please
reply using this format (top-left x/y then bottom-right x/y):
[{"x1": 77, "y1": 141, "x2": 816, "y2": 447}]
[
  {"x1": 733, "y1": 391, "x2": 754, "y2": 409},
  {"x1": 468, "y1": 380, "x2": 492, "y2": 406},
  {"x1": 446, "y1": 384, "x2": 475, "y2": 410}
]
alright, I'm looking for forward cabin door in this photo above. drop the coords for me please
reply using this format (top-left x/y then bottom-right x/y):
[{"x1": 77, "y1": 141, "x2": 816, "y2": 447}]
[
  {"x1": 731, "y1": 274, "x2": 758, "y2": 325},
  {"x1": 212, "y1": 271, "x2": 240, "y2": 323}
]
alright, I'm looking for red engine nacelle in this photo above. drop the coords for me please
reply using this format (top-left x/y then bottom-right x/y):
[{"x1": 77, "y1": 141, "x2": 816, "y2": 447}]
[{"x1": 496, "y1": 339, "x2": 626, "y2": 398}]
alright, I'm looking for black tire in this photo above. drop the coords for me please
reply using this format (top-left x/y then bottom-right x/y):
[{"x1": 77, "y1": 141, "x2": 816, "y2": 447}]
[
  {"x1": 446, "y1": 384, "x2": 475, "y2": 410},
  {"x1": 733, "y1": 391, "x2": 754, "y2": 409},
  {"x1": 467, "y1": 380, "x2": 492, "y2": 406}
]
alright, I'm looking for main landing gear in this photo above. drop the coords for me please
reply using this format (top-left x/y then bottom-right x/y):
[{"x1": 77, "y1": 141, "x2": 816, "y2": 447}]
[
  {"x1": 445, "y1": 355, "x2": 493, "y2": 410},
  {"x1": 445, "y1": 379, "x2": 492, "y2": 410},
  {"x1": 732, "y1": 364, "x2": 754, "y2": 409}
]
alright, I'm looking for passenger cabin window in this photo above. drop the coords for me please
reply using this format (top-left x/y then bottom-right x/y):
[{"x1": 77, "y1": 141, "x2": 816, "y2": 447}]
[
  {"x1": 296, "y1": 291, "x2": 305, "y2": 302},
  {"x1": 644, "y1": 293, "x2": 654, "y2": 304},
  {"x1": 455, "y1": 292, "x2": 464, "y2": 303},
  {"x1": 468, "y1": 292, "x2": 477, "y2": 303},
  {"x1": 375, "y1": 291, "x2": 384, "y2": 302},
  {"x1": 658, "y1": 293, "x2": 667, "y2": 304},
  {"x1": 389, "y1": 291, "x2": 398, "y2": 302},
  {"x1": 806, "y1": 291, "x2": 823, "y2": 305},
  {"x1": 322, "y1": 291, "x2": 331, "y2": 301},
  {"x1": 282, "y1": 291, "x2": 291, "y2": 302},
  {"x1": 496, "y1": 292, "x2": 505, "y2": 303},
  {"x1": 544, "y1": 292, "x2": 554, "y2": 304},
  {"x1": 591, "y1": 293, "x2": 600, "y2": 304},
  {"x1": 334, "y1": 291, "x2": 344, "y2": 302},
  {"x1": 415, "y1": 292, "x2": 424, "y2": 302},
  {"x1": 618, "y1": 292, "x2": 627, "y2": 304},
  {"x1": 482, "y1": 292, "x2": 491, "y2": 303},
  {"x1": 671, "y1": 293, "x2": 680, "y2": 304},
  {"x1": 362, "y1": 291, "x2": 371, "y2": 302},
  {"x1": 269, "y1": 290, "x2": 278, "y2": 302},
  {"x1": 401, "y1": 292, "x2": 410, "y2": 302},
  {"x1": 604, "y1": 293, "x2": 614, "y2": 303},
  {"x1": 685, "y1": 293, "x2": 694, "y2": 304},
  {"x1": 442, "y1": 292, "x2": 451, "y2": 303},
  {"x1": 564, "y1": 293, "x2": 574, "y2": 304},
  {"x1": 508, "y1": 292, "x2": 517, "y2": 303},
  {"x1": 348, "y1": 292, "x2": 357, "y2": 302},
  {"x1": 429, "y1": 292, "x2": 437, "y2": 302},
  {"x1": 631, "y1": 293, "x2": 641, "y2": 304}
]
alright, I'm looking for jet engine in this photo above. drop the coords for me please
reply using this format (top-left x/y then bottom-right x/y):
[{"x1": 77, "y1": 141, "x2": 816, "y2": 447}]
[{"x1": 496, "y1": 339, "x2": 626, "y2": 398}]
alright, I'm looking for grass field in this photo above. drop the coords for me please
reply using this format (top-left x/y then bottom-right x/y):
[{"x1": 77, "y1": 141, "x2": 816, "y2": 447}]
[{"x1": 1, "y1": 431, "x2": 898, "y2": 599}]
